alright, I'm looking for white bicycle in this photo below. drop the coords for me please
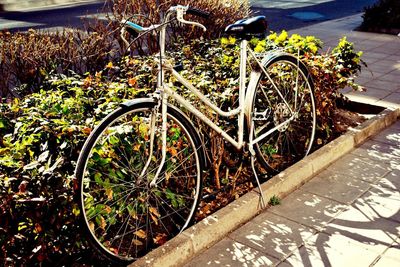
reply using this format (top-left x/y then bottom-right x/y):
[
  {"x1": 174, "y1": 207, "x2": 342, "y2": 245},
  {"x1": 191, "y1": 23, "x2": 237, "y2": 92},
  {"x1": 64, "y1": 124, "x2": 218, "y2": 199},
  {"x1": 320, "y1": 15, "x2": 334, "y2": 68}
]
[{"x1": 75, "y1": 5, "x2": 316, "y2": 264}]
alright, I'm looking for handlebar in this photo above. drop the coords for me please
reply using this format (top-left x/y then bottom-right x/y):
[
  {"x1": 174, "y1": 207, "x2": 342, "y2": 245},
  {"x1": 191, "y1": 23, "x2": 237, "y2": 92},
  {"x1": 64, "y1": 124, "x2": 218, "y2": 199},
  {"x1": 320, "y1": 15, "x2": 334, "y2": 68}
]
[
  {"x1": 122, "y1": 5, "x2": 209, "y2": 35},
  {"x1": 120, "y1": 5, "x2": 209, "y2": 51},
  {"x1": 186, "y1": 7, "x2": 211, "y2": 19}
]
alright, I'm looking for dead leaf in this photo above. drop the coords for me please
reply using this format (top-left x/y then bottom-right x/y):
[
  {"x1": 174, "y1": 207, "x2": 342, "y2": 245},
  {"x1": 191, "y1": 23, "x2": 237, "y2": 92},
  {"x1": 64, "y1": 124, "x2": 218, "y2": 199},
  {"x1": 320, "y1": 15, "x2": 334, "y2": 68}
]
[
  {"x1": 132, "y1": 239, "x2": 143, "y2": 246},
  {"x1": 89, "y1": 221, "x2": 95, "y2": 232},
  {"x1": 18, "y1": 181, "x2": 28, "y2": 193},
  {"x1": 100, "y1": 216, "x2": 106, "y2": 229},
  {"x1": 105, "y1": 205, "x2": 112, "y2": 214},
  {"x1": 149, "y1": 207, "x2": 160, "y2": 217},
  {"x1": 35, "y1": 223, "x2": 42, "y2": 233},
  {"x1": 82, "y1": 127, "x2": 92, "y2": 135},
  {"x1": 134, "y1": 229, "x2": 147, "y2": 239},
  {"x1": 153, "y1": 233, "x2": 168, "y2": 245},
  {"x1": 168, "y1": 147, "x2": 177, "y2": 156},
  {"x1": 106, "y1": 188, "x2": 113, "y2": 201},
  {"x1": 150, "y1": 214, "x2": 159, "y2": 225},
  {"x1": 133, "y1": 143, "x2": 141, "y2": 151},
  {"x1": 128, "y1": 78, "x2": 137, "y2": 86}
]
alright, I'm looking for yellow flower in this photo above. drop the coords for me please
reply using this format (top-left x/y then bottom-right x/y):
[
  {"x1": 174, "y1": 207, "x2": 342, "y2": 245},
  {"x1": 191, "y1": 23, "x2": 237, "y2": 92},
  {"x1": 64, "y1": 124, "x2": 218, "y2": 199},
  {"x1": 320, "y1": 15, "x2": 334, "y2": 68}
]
[
  {"x1": 276, "y1": 30, "x2": 288, "y2": 43},
  {"x1": 305, "y1": 36, "x2": 316, "y2": 43},
  {"x1": 308, "y1": 43, "x2": 318, "y2": 54},
  {"x1": 106, "y1": 62, "x2": 113, "y2": 69},
  {"x1": 289, "y1": 33, "x2": 302, "y2": 43},
  {"x1": 221, "y1": 36, "x2": 236, "y2": 45},
  {"x1": 254, "y1": 44, "x2": 265, "y2": 53},
  {"x1": 221, "y1": 37, "x2": 229, "y2": 45},
  {"x1": 267, "y1": 32, "x2": 277, "y2": 41},
  {"x1": 228, "y1": 36, "x2": 236, "y2": 44}
]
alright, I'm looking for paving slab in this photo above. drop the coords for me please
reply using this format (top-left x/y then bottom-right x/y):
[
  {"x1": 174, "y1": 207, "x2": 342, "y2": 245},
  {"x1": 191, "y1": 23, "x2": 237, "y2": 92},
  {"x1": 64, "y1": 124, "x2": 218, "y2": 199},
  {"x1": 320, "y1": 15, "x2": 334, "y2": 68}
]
[
  {"x1": 228, "y1": 211, "x2": 316, "y2": 260},
  {"x1": 351, "y1": 140, "x2": 400, "y2": 170},
  {"x1": 300, "y1": 169, "x2": 371, "y2": 205},
  {"x1": 363, "y1": 79, "x2": 399, "y2": 92},
  {"x1": 359, "y1": 51, "x2": 392, "y2": 62},
  {"x1": 348, "y1": 87, "x2": 392, "y2": 100},
  {"x1": 372, "y1": 122, "x2": 400, "y2": 147},
  {"x1": 183, "y1": 238, "x2": 279, "y2": 267},
  {"x1": 380, "y1": 169, "x2": 400, "y2": 191},
  {"x1": 268, "y1": 192, "x2": 347, "y2": 232},
  {"x1": 278, "y1": 232, "x2": 389, "y2": 267},
  {"x1": 356, "y1": 39, "x2": 387, "y2": 51},
  {"x1": 328, "y1": 152, "x2": 391, "y2": 183},
  {"x1": 324, "y1": 203, "x2": 400, "y2": 247},
  {"x1": 373, "y1": 244, "x2": 400, "y2": 267},
  {"x1": 352, "y1": 181, "x2": 400, "y2": 223},
  {"x1": 382, "y1": 92, "x2": 400, "y2": 107},
  {"x1": 378, "y1": 71, "x2": 400, "y2": 83}
]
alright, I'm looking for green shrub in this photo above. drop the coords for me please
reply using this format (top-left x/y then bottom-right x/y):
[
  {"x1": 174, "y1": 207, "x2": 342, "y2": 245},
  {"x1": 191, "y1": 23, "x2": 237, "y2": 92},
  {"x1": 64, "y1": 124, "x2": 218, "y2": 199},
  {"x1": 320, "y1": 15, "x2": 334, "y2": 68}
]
[
  {"x1": 360, "y1": 0, "x2": 400, "y2": 33},
  {"x1": 247, "y1": 32, "x2": 364, "y2": 144},
  {"x1": 0, "y1": 71, "x2": 151, "y2": 265}
]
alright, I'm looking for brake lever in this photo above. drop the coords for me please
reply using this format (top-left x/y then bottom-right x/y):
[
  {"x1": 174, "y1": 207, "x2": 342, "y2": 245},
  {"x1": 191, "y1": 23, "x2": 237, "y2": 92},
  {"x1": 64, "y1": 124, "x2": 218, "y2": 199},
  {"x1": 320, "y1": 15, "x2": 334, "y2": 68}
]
[
  {"x1": 178, "y1": 17, "x2": 207, "y2": 32},
  {"x1": 176, "y1": 7, "x2": 207, "y2": 32}
]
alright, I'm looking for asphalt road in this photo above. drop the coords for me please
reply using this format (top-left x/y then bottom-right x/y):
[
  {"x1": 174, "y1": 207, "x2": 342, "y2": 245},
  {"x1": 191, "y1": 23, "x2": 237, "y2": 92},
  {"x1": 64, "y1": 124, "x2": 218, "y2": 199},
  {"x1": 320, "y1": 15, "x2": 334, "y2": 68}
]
[
  {"x1": 253, "y1": 0, "x2": 379, "y2": 31},
  {"x1": 0, "y1": 1, "x2": 105, "y2": 31},
  {"x1": 0, "y1": 0, "x2": 379, "y2": 32}
]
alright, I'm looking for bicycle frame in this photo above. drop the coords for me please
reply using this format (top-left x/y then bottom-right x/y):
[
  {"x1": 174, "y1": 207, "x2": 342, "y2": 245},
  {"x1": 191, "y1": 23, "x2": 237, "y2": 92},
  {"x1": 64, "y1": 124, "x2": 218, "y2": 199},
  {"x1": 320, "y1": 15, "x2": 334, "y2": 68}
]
[
  {"x1": 139, "y1": 8, "x2": 297, "y2": 186},
  {"x1": 161, "y1": 40, "x2": 248, "y2": 150}
]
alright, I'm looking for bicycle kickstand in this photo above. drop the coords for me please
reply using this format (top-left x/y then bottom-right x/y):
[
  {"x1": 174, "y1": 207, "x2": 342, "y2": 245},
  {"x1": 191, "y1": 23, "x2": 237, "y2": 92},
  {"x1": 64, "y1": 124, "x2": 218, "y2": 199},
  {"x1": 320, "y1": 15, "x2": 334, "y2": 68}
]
[{"x1": 249, "y1": 119, "x2": 267, "y2": 209}]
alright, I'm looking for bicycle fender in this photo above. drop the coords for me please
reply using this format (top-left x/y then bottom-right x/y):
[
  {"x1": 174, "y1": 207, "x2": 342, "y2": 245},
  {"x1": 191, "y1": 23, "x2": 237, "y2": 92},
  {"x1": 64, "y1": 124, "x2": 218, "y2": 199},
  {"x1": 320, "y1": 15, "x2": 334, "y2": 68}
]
[{"x1": 120, "y1": 98, "x2": 155, "y2": 108}]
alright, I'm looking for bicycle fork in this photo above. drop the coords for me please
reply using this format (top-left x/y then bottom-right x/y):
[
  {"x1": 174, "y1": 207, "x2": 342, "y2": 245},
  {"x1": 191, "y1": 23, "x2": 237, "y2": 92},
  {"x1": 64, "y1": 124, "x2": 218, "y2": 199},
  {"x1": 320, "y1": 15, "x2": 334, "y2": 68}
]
[{"x1": 137, "y1": 92, "x2": 167, "y2": 188}]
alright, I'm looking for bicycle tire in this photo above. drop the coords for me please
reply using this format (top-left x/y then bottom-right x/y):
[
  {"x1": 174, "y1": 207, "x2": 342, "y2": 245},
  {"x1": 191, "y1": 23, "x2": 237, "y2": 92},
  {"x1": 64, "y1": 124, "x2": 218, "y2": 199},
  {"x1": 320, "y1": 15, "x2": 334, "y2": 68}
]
[
  {"x1": 250, "y1": 54, "x2": 316, "y2": 174},
  {"x1": 75, "y1": 99, "x2": 204, "y2": 264}
]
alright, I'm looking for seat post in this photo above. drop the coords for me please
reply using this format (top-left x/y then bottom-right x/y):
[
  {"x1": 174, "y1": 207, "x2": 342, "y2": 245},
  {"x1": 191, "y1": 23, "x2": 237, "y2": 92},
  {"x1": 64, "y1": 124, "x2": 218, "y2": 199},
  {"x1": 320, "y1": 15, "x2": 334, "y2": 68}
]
[{"x1": 238, "y1": 39, "x2": 247, "y2": 146}]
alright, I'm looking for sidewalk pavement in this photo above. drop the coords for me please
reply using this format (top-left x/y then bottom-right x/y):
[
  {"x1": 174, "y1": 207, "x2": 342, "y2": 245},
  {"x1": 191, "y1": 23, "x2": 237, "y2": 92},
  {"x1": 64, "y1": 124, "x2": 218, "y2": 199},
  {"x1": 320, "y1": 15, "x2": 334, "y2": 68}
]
[{"x1": 183, "y1": 14, "x2": 400, "y2": 267}]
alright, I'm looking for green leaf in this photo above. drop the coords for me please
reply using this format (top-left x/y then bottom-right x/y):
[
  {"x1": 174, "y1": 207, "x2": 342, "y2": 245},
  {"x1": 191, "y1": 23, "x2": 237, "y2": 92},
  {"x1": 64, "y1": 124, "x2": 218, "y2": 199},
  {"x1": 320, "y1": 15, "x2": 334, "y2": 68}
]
[
  {"x1": 0, "y1": 119, "x2": 6, "y2": 129},
  {"x1": 94, "y1": 172, "x2": 103, "y2": 185}
]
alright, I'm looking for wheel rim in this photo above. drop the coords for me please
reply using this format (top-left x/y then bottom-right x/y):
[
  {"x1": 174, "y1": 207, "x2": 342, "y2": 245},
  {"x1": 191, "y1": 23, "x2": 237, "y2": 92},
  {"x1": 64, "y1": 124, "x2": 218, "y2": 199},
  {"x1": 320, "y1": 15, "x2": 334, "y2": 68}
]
[
  {"x1": 253, "y1": 58, "x2": 316, "y2": 173},
  {"x1": 79, "y1": 106, "x2": 201, "y2": 261}
]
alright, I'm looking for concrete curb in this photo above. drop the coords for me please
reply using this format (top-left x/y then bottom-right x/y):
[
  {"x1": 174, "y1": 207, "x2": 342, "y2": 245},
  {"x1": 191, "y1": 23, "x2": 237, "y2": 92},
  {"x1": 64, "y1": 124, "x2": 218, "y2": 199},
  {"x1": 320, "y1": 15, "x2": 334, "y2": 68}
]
[{"x1": 129, "y1": 106, "x2": 400, "y2": 267}]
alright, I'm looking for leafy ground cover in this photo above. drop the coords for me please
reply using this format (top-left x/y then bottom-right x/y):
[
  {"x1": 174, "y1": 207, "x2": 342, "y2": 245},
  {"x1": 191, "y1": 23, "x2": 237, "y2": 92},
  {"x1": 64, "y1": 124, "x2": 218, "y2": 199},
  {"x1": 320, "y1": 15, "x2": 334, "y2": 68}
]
[{"x1": 0, "y1": 30, "x2": 366, "y2": 265}]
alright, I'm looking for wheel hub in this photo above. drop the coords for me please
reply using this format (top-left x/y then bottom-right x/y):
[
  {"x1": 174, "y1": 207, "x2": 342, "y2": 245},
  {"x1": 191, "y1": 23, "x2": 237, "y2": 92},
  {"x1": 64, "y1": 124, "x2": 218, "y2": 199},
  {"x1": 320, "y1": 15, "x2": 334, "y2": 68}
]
[{"x1": 273, "y1": 103, "x2": 291, "y2": 132}]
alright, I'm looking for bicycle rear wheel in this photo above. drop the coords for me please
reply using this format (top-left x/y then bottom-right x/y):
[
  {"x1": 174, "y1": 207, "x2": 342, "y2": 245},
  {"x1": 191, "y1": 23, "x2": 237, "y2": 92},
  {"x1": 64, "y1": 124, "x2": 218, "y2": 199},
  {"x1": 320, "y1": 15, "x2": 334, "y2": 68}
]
[
  {"x1": 75, "y1": 99, "x2": 203, "y2": 264},
  {"x1": 251, "y1": 54, "x2": 316, "y2": 174}
]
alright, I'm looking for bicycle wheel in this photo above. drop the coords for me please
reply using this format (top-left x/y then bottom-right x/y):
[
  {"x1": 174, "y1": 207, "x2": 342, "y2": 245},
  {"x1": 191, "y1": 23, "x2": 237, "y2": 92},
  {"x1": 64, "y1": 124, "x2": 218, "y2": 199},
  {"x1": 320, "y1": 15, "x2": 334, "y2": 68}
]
[
  {"x1": 75, "y1": 99, "x2": 204, "y2": 264},
  {"x1": 250, "y1": 54, "x2": 316, "y2": 173}
]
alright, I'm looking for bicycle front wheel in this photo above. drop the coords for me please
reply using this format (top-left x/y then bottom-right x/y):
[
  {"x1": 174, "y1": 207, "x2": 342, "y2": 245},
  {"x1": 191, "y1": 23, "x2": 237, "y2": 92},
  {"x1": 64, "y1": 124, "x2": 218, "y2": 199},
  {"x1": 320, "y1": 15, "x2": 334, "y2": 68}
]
[
  {"x1": 251, "y1": 54, "x2": 316, "y2": 174},
  {"x1": 75, "y1": 99, "x2": 203, "y2": 264}
]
